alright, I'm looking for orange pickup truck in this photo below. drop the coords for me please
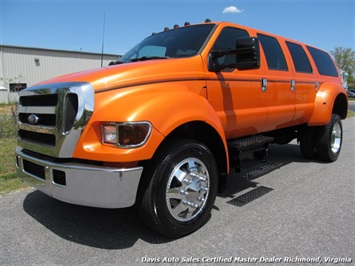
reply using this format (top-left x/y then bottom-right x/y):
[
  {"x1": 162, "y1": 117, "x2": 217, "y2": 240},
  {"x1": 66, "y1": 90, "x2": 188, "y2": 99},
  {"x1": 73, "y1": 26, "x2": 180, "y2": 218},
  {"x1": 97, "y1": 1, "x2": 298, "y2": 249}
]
[{"x1": 16, "y1": 20, "x2": 348, "y2": 238}]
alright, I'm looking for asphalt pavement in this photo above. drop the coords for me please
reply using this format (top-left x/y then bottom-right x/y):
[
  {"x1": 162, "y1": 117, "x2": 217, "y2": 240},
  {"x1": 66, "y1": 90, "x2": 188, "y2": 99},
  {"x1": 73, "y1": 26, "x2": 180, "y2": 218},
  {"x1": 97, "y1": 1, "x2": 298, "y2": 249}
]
[
  {"x1": 1, "y1": 118, "x2": 354, "y2": 265},
  {"x1": 348, "y1": 100, "x2": 355, "y2": 112}
]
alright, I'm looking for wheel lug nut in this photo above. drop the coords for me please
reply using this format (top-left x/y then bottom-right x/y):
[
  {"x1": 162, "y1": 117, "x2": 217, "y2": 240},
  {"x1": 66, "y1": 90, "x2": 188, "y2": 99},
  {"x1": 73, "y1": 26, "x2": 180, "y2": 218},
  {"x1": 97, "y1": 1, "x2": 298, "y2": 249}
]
[
  {"x1": 197, "y1": 196, "x2": 205, "y2": 202},
  {"x1": 198, "y1": 176, "x2": 206, "y2": 181},
  {"x1": 180, "y1": 189, "x2": 188, "y2": 195},
  {"x1": 183, "y1": 178, "x2": 192, "y2": 184}
]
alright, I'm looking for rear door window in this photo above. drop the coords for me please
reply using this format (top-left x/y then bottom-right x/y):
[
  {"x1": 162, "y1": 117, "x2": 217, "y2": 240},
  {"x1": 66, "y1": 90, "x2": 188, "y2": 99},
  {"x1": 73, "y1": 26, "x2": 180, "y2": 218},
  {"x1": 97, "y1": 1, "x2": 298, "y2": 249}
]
[
  {"x1": 257, "y1": 34, "x2": 288, "y2": 71},
  {"x1": 286, "y1": 41, "x2": 313, "y2": 74}
]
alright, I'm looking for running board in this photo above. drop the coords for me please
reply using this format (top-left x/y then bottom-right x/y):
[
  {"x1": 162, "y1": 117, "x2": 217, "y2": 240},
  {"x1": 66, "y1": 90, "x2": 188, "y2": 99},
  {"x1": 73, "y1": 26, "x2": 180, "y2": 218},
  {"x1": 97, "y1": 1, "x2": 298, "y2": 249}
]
[{"x1": 228, "y1": 135, "x2": 274, "y2": 173}]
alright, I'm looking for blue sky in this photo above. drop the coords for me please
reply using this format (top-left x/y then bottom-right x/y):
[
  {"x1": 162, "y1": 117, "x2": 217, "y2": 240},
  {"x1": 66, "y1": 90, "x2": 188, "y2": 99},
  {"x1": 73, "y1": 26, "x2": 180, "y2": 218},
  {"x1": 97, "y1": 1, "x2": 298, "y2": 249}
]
[{"x1": 1, "y1": 0, "x2": 354, "y2": 56}]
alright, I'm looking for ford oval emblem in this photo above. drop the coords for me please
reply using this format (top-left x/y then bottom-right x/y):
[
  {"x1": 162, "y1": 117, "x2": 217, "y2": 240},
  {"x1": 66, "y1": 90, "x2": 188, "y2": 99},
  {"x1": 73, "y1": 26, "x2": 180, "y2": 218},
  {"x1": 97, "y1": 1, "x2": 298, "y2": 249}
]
[{"x1": 28, "y1": 114, "x2": 39, "y2": 125}]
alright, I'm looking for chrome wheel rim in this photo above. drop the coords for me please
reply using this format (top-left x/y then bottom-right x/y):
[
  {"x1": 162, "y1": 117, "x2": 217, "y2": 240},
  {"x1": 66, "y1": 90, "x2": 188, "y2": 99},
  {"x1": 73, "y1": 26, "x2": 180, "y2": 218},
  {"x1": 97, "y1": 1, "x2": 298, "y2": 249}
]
[
  {"x1": 331, "y1": 121, "x2": 342, "y2": 154},
  {"x1": 165, "y1": 158, "x2": 210, "y2": 222}
]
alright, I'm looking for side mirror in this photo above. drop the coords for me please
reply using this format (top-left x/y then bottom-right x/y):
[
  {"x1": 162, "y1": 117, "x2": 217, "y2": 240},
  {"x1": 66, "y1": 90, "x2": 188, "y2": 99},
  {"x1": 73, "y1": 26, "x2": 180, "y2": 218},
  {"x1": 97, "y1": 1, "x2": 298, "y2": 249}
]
[
  {"x1": 235, "y1": 37, "x2": 260, "y2": 70},
  {"x1": 209, "y1": 37, "x2": 260, "y2": 71}
]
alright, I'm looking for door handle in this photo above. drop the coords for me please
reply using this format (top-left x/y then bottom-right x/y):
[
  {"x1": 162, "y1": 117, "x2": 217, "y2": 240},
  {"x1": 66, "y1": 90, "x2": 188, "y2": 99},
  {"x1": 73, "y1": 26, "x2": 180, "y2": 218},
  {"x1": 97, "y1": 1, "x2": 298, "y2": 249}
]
[
  {"x1": 291, "y1": 80, "x2": 296, "y2": 92},
  {"x1": 261, "y1": 78, "x2": 267, "y2": 92}
]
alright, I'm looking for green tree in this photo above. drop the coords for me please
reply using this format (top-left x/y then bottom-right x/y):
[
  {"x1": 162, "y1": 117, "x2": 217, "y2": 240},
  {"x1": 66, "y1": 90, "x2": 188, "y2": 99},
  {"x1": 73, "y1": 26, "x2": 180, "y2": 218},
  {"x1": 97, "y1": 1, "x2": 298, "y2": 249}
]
[{"x1": 330, "y1": 47, "x2": 355, "y2": 88}]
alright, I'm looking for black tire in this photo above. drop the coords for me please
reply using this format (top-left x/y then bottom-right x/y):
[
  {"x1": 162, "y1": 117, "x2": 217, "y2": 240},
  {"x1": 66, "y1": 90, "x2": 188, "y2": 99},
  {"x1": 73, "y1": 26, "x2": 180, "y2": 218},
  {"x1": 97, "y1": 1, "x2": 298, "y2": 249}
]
[
  {"x1": 138, "y1": 139, "x2": 218, "y2": 238},
  {"x1": 316, "y1": 114, "x2": 343, "y2": 162},
  {"x1": 299, "y1": 126, "x2": 317, "y2": 159}
]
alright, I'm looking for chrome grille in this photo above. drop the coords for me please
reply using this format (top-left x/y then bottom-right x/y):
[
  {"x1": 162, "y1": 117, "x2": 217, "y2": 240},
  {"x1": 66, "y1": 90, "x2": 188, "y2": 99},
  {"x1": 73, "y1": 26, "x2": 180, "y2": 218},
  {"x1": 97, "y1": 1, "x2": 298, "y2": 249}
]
[
  {"x1": 20, "y1": 94, "x2": 58, "y2": 106},
  {"x1": 17, "y1": 82, "x2": 94, "y2": 158}
]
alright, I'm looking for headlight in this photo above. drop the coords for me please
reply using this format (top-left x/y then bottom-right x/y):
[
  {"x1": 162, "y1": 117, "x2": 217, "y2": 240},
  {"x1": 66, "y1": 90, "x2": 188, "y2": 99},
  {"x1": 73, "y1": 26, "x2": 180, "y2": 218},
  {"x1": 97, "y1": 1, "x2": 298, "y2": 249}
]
[{"x1": 101, "y1": 122, "x2": 152, "y2": 148}]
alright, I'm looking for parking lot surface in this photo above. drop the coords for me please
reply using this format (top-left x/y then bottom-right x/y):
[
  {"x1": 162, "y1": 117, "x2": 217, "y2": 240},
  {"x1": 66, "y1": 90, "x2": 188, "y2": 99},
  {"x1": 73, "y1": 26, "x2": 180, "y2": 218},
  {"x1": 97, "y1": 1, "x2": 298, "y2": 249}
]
[{"x1": 1, "y1": 118, "x2": 354, "y2": 265}]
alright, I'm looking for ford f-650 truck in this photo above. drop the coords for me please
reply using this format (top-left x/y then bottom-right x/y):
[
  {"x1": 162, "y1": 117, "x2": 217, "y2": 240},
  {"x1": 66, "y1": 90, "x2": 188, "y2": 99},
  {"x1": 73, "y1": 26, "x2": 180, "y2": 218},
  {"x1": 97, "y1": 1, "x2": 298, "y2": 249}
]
[{"x1": 16, "y1": 21, "x2": 348, "y2": 238}]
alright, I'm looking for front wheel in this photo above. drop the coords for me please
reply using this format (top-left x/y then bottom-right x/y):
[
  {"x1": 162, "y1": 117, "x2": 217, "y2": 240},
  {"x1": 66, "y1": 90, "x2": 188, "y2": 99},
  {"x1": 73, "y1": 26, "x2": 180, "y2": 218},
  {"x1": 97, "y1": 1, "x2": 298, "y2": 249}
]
[
  {"x1": 138, "y1": 139, "x2": 218, "y2": 238},
  {"x1": 316, "y1": 114, "x2": 343, "y2": 162}
]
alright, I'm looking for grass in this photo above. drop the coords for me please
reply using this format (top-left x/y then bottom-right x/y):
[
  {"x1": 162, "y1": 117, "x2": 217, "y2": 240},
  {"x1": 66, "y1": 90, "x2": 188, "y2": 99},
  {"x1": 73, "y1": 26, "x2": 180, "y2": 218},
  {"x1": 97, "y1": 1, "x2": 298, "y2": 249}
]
[
  {"x1": 0, "y1": 137, "x2": 17, "y2": 178},
  {"x1": 0, "y1": 104, "x2": 28, "y2": 194},
  {"x1": 0, "y1": 174, "x2": 28, "y2": 195},
  {"x1": 0, "y1": 103, "x2": 354, "y2": 195},
  {"x1": 347, "y1": 110, "x2": 355, "y2": 118}
]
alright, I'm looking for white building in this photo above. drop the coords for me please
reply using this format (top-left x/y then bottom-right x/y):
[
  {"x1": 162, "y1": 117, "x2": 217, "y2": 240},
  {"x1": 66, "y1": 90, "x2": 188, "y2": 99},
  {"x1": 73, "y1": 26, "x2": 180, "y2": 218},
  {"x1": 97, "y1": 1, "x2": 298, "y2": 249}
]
[{"x1": 0, "y1": 45, "x2": 120, "y2": 103}]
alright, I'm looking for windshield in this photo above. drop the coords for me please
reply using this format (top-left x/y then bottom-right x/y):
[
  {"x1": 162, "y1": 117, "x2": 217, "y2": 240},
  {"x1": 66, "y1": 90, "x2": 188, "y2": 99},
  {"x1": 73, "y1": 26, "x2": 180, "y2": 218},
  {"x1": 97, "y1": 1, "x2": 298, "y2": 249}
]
[{"x1": 119, "y1": 24, "x2": 215, "y2": 63}]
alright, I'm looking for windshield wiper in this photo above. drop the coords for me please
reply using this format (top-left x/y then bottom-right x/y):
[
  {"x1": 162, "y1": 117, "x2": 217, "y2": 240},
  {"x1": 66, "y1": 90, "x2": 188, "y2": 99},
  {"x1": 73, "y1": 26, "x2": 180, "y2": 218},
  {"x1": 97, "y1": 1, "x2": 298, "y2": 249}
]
[
  {"x1": 130, "y1": 56, "x2": 170, "y2": 62},
  {"x1": 108, "y1": 60, "x2": 124, "y2": 66}
]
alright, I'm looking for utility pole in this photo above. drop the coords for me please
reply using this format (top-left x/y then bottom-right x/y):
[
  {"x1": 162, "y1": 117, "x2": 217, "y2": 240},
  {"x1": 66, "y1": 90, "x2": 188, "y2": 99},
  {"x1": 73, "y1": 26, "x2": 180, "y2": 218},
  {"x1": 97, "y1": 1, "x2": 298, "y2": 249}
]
[{"x1": 101, "y1": 13, "x2": 106, "y2": 67}]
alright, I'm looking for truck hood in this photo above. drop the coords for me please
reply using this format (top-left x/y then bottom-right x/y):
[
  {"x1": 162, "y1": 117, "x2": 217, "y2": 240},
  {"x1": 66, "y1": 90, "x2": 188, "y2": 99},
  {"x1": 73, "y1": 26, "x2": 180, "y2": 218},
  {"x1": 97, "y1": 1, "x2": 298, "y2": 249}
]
[{"x1": 35, "y1": 56, "x2": 205, "y2": 93}]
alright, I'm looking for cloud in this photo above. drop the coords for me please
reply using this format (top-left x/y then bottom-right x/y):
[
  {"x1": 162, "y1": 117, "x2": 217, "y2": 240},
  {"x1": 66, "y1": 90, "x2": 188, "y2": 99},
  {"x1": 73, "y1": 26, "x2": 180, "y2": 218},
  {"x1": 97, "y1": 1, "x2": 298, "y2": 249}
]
[{"x1": 222, "y1": 6, "x2": 244, "y2": 14}]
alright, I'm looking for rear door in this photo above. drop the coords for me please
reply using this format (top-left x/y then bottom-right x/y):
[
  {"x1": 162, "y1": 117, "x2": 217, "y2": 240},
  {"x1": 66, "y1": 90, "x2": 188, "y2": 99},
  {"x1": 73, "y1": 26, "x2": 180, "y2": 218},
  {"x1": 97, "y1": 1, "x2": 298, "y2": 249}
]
[
  {"x1": 257, "y1": 33, "x2": 296, "y2": 132},
  {"x1": 285, "y1": 41, "x2": 318, "y2": 124}
]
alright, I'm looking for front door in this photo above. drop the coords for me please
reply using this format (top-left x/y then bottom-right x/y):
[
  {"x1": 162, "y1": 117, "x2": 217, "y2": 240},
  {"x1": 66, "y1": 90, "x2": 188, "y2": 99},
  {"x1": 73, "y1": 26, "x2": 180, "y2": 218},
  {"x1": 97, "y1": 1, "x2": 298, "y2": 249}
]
[{"x1": 205, "y1": 26, "x2": 268, "y2": 139}]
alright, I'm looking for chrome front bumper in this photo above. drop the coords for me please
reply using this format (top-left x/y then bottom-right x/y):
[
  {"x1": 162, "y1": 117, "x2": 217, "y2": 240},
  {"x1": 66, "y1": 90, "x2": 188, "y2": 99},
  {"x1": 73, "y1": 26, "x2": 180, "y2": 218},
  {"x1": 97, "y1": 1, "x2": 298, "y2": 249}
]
[{"x1": 15, "y1": 147, "x2": 143, "y2": 208}]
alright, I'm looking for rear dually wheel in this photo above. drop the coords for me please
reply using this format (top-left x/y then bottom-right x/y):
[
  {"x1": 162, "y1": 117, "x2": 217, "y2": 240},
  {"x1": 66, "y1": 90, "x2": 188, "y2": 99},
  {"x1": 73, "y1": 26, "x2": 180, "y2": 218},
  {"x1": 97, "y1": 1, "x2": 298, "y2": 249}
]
[{"x1": 316, "y1": 114, "x2": 343, "y2": 162}]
